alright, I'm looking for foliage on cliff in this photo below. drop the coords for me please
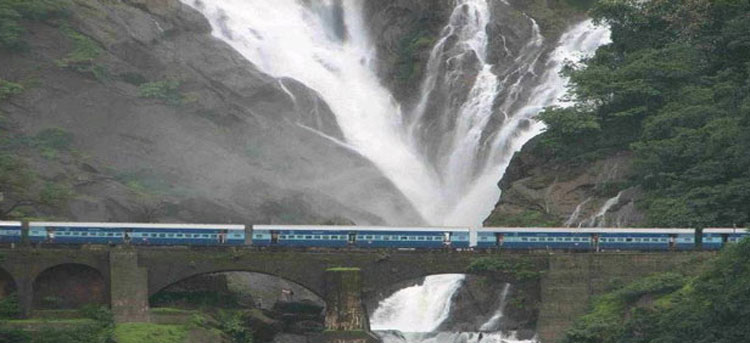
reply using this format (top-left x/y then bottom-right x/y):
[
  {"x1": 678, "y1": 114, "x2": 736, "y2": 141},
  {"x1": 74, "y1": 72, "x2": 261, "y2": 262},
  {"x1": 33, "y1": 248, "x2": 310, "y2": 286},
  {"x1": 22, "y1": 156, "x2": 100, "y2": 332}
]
[
  {"x1": 562, "y1": 238, "x2": 750, "y2": 343},
  {"x1": 0, "y1": 0, "x2": 70, "y2": 50},
  {"x1": 538, "y1": 0, "x2": 750, "y2": 227}
]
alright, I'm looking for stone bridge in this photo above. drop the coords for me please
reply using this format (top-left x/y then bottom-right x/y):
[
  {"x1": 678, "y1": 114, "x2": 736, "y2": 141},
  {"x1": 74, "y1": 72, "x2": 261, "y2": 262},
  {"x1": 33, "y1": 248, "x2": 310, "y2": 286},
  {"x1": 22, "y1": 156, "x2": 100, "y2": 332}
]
[{"x1": 0, "y1": 247, "x2": 714, "y2": 343}]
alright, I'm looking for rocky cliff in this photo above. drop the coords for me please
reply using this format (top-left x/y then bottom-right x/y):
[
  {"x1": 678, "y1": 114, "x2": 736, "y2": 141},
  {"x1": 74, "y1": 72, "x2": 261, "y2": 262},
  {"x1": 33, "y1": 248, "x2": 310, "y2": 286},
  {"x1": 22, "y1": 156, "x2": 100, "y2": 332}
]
[
  {"x1": 484, "y1": 137, "x2": 646, "y2": 228},
  {"x1": 0, "y1": 0, "x2": 421, "y2": 224}
]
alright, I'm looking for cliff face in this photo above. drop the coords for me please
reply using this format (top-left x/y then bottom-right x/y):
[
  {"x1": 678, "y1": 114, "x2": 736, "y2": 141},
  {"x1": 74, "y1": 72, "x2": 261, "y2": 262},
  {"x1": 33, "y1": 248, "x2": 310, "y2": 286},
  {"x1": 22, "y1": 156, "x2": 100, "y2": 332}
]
[
  {"x1": 0, "y1": 0, "x2": 420, "y2": 224},
  {"x1": 484, "y1": 137, "x2": 646, "y2": 228}
]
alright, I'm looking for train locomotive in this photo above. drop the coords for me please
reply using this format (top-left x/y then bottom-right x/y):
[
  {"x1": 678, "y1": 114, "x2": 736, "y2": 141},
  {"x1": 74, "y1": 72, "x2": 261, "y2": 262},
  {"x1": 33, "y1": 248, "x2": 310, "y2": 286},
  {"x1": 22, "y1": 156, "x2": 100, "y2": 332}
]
[{"x1": 0, "y1": 221, "x2": 747, "y2": 251}]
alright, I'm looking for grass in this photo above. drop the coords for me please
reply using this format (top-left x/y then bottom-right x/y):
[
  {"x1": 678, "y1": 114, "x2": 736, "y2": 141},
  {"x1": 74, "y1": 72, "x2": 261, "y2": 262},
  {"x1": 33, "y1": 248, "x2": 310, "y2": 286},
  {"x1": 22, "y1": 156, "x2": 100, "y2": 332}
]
[
  {"x1": 4, "y1": 318, "x2": 95, "y2": 324},
  {"x1": 150, "y1": 308, "x2": 198, "y2": 315},
  {"x1": 325, "y1": 267, "x2": 360, "y2": 272},
  {"x1": 113, "y1": 323, "x2": 188, "y2": 343}
]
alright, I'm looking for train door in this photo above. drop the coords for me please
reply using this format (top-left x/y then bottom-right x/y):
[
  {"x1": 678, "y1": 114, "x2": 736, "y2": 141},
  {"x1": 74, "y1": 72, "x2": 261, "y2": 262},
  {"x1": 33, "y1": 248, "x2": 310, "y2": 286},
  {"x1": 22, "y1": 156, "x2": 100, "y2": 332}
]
[
  {"x1": 592, "y1": 234, "x2": 600, "y2": 252},
  {"x1": 721, "y1": 234, "x2": 729, "y2": 246},
  {"x1": 46, "y1": 228, "x2": 55, "y2": 242},
  {"x1": 443, "y1": 232, "x2": 452, "y2": 247},
  {"x1": 21, "y1": 221, "x2": 29, "y2": 244},
  {"x1": 245, "y1": 225, "x2": 253, "y2": 245},
  {"x1": 668, "y1": 234, "x2": 676, "y2": 250},
  {"x1": 271, "y1": 231, "x2": 279, "y2": 244},
  {"x1": 495, "y1": 233, "x2": 504, "y2": 247},
  {"x1": 218, "y1": 230, "x2": 227, "y2": 244},
  {"x1": 348, "y1": 232, "x2": 357, "y2": 245}
]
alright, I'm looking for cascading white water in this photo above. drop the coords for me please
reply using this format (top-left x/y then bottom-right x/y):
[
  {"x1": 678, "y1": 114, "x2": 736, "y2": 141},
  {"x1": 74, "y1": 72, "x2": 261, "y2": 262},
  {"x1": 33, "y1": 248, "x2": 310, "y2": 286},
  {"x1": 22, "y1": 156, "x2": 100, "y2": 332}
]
[
  {"x1": 479, "y1": 283, "x2": 511, "y2": 332},
  {"x1": 371, "y1": 274, "x2": 465, "y2": 332},
  {"x1": 581, "y1": 191, "x2": 623, "y2": 228},
  {"x1": 180, "y1": 0, "x2": 611, "y2": 226},
  {"x1": 372, "y1": 277, "x2": 536, "y2": 343}
]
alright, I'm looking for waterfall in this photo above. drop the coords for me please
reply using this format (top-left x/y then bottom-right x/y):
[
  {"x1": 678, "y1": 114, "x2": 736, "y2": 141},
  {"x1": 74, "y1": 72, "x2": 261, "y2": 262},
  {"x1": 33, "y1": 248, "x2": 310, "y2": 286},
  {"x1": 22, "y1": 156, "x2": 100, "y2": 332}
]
[
  {"x1": 479, "y1": 283, "x2": 512, "y2": 332},
  {"x1": 372, "y1": 277, "x2": 536, "y2": 343},
  {"x1": 180, "y1": 0, "x2": 611, "y2": 226},
  {"x1": 565, "y1": 197, "x2": 592, "y2": 228},
  {"x1": 371, "y1": 274, "x2": 466, "y2": 332},
  {"x1": 581, "y1": 191, "x2": 623, "y2": 228}
]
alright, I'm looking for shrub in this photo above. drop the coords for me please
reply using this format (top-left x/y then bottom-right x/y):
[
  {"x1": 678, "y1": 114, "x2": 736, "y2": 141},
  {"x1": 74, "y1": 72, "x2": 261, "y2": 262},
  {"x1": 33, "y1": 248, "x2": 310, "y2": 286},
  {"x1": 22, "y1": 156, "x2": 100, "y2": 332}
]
[
  {"x1": 138, "y1": 80, "x2": 185, "y2": 105},
  {"x1": 39, "y1": 182, "x2": 73, "y2": 206},
  {"x1": 0, "y1": 79, "x2": 23, "y2": 100},
  {"x1": 0, "y1": 293, "x2": 21, "y2": 319},
  {"x1": 0, "y1": 0, "x2": 71, "y2": 51},
  {"x1": 34, "y1": 128, "x2": 73, "y2": 150},
  {"x1": 55, "y1": 25, "x2": 102, "y2": 74},
  {"x1": 0, "y1": 327, "x2": 30, "y2": 343}
]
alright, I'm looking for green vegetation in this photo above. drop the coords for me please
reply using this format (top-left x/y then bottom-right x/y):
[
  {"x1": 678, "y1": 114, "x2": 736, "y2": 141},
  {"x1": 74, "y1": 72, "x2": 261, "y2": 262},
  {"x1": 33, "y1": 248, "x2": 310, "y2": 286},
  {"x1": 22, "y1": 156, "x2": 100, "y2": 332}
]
[
  {"x1": 138, "y1": 80, "x2": 187, "y2": 106},
  {"x1": 55, "y1": 25, "x2": 108, "y2": 80},
  {"x1": 537, "y1": 0, "x2": 750, "y2": 227},
  {"x1": 325, "y1": 267, "x2": 360, "y2": 272},
  {"x1": 1, "y1": 306, "x2": 115, "y2": 343},
  {"x1": 467, "y1": 257, "x2": 542, "y2": 281},
  {"x1": 34, "y1": 127, "x2": 73, "y2": 159},
  {"x1": 484, "y1": 209, "x2": 561, "y2": 228},
  {"x1": 0, "y1": 293, "x2": 21, "y2": 319},
  {"x1": 0, "y1": 0, "x2": 70, "y2": 50},
  {"x1": 215, "y1": 310, "x2": 253, "y2": 343},
  {"x1": 0, "y1": 152, "x2": 74, "y2": 218},
  {"x1": 0, "y1": 79, "x2": 23, "y2": 100},
  {"x1": 113, "y1": 323, "x2": 188, "y2": 343},
  {"x1": 394, "y1": 12, "x2": 442, "y2": 84},
  {"x1": 150, "y1": 291, "x2": 241, "y2": 309},
  {"x1": 563, "y1": 238, "x2": 750, "y2": 343}
]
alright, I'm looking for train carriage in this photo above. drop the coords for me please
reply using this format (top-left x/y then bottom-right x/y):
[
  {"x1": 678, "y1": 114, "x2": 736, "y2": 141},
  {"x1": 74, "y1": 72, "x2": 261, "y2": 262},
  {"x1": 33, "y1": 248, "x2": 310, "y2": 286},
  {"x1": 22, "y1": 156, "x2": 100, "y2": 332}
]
[
  {"x1": 597, "y1": 228, "x2": 694, "y2": 251},
  {"x1": 703, "y1": 228, "x2": 750, "y2": 250},
  {"x1": 0, "y1": 221, "x2": 22, "y2": 243},
  {"x1": 252, "y1": 225, "x2": 471, "y2": 248},
  {"x1": 29, "y1": 222, "x2": 126, "y2": 244},
  {"x1": 28, "y1": 222, "x2": 245, "y2": 246},
  {"x1": 354, "y1": 227, "x2": 470, "y2": 249},
  {"x1": 127, "y1": 223, "x2": 245, "y2": 246},
  {"x1": 477, "y1": 228, "x2": 594, "y2": 250},
  {"x1": 252, "y1": 225, "x2": 350, "y2": 248}
]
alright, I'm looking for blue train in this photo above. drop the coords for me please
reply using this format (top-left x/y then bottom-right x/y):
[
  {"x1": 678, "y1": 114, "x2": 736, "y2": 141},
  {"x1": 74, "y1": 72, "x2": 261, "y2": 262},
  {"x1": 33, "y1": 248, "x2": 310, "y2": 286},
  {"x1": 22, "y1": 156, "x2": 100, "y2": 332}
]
[{"x1": 0, "y1": 221, "x2": 747, "y2": 251}]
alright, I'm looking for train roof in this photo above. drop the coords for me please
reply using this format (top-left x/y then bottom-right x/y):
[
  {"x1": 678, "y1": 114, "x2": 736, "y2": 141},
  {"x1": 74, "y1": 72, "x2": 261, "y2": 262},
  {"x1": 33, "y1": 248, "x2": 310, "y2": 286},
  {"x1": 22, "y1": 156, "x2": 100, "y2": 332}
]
[
  {"x1": 253, "y1": 225, "x2": 470, "y2": 232},
  {"x1": 703, "y1": 228, "x2": 749, "y2": 234},
  {"x1": 29, "y1": 222, "x2": 245, "y2": 230},
  {"x1": 0, "y1": 221, "x2": 21, "y2": 227},
  {"x1": 477, "y1": 227, "x2": 696, "y2": 234}
]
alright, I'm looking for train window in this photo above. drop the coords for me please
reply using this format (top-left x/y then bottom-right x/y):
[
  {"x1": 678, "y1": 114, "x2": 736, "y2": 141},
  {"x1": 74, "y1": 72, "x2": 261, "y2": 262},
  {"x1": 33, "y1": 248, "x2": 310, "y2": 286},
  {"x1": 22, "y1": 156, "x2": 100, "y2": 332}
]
[
  {"x1": 321, "y1": 235, "x2": 329, "y2": 239},
  {"x1": 107, "y1": 233, "x2": 113, "y2": 237},
  {"x1": 521, "y1": 237, "x2": 528, "y2": 241},
  {"x1": 305, "y1": 235, "x2": 312, "y2": 239},
  {"x1": 314, "y1": 235, "x2": 321, "y2": 239},
  {"x1": 82, "y1": 232, "x2": 89, "y2": 236},
  {"x1": 626, "y1": 238, "x2": 633, "y2": 242},
  {"x1": 159, "y1": 234, "x2": 166, "y2": 237},
  {"x1": 176, "y1": 234, "x2": 183, "y2": 237}
]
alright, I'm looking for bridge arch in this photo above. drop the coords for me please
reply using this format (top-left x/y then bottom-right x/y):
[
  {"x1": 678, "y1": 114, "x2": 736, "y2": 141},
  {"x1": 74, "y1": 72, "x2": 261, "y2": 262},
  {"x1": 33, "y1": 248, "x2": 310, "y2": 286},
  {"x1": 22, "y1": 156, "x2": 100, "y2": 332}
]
[
  {"x1": 32, "y1": 263, "x2": 108, "y2": 310},
  {"x1": 150, "y1": 269, "x2": 326, "y2": 306},
  {"x1": 0, "y1": 266, "x2": 17, "y2": 298}
]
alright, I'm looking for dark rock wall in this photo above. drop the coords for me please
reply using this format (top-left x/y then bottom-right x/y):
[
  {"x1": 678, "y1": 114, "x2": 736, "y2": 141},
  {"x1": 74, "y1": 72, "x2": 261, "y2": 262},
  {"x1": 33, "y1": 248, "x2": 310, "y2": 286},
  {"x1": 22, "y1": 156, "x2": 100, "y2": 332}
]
[
  {"x1": 484, "y1": 137, "x2": 646, "y2": 227},
  {"x1": 0, "y1": 0, "x2": 421, "y2": 225}
]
